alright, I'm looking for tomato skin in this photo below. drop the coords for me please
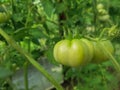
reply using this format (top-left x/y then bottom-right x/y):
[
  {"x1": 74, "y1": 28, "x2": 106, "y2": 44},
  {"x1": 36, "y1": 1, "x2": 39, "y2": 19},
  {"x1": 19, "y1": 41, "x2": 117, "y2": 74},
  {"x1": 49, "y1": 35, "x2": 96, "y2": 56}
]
[
  {"x1": 98, "y1": 14, "x2": 110, "y2": 21},
  {"x1": 98, "y1": 9, "x2": 108, "y2": 15},
  {"x1": 97, "y1": 3, "x2": 104, "y2": 10},
  {"x1": 53, "y1": 39, "x2": 86, "y2": 67},
  {"x1": 92, "y1": 40, "x2": 114, "y2": 63},
  {"x1": 0, "y1": 12, "x2": 10, "y2": 23},
  {"x1": 80, "y1": 38, "x2": 94, "y2": 63}
]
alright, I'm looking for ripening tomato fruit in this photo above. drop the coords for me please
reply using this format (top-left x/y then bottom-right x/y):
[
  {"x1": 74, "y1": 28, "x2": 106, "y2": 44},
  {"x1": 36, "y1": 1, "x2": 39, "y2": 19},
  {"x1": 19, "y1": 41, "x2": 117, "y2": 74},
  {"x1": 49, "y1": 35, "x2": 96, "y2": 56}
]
[
  {"x1": 92, "y1": 40, "x2": 114, "y2": 63},
  {"x1": 53, "y1": 39, "x2": 94, "y2": 67}
]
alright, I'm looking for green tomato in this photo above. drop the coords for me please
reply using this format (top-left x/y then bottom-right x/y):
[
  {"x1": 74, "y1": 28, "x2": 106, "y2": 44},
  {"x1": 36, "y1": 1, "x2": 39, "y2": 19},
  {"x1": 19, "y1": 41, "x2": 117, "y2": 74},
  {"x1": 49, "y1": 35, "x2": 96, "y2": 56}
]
[
  {"x1": 98, "y1": 14, "x2": 110, "y2": 21},
  {"x1": 80, "y1": 38, "x2": 94, "y2": 63},
  {"x1": 0, "y1": 12, "x2": 10, "y2": 23},
  {"x1": 97, "y1": 3, "x2": 104, "y2": 10},
  {"x1": 53, "y1": 39, "x2": 86, "y2": 67},
  {"x1": 92, "y1": 40, "x2": 114, "y2": 63},
  {"x1": 98, "y1": 9, "x2": 108, "y2": 15}
]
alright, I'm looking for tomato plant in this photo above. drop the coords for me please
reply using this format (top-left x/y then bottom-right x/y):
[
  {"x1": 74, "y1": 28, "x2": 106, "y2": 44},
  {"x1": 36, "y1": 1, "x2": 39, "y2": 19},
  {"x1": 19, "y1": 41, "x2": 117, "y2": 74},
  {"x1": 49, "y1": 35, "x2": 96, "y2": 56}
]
[{"x1": 0, "y1": 0, "x2": 120, "y2": 90}]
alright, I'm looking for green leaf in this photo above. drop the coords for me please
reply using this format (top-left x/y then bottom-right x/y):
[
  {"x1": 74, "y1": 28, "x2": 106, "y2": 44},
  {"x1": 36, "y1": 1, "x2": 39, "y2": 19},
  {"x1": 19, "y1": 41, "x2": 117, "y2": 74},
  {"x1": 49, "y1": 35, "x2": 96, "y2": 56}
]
[
  {"x1": 55, "y1": 3, "x2": 67, "y2": 14},
  {"x1": 45, "y1": 46, "x2": 58, "y2": 65},
  {"x1": 30, "y1": 28, "x2": 48, "y2": 39},
  {"x1": 41, "y1": 0, "x2": 54, "y2": 17},
  {"x1": 13, "y1": 28, "x2": 29, "y2": 41}
]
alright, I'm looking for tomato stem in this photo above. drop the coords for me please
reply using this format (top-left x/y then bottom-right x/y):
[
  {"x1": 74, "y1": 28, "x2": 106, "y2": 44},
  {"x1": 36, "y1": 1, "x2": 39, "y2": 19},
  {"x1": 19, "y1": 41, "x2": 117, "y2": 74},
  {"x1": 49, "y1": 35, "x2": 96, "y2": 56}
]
[
  {"x1": 23, "y1": 2, "x2": 32, "y2": 89},
  {"x1": 0, "y1": 28, "x2": 64, "y2": 90},
  {"x1": 98, "y1": 28, "x2": 108, "y2": 40},
  {"x1": 24, "y1": 61, "x2": 29, "y2": 90},
  {"x1": 92, "y1": 0, "x2": 97, "y2": 31}
]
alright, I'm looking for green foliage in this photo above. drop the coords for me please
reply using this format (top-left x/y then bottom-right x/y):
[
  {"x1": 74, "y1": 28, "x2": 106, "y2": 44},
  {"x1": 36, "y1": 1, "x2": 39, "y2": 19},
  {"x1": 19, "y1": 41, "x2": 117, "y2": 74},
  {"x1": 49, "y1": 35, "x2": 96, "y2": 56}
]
[
  {"x1": 0, "y1": 0, "x2": 120, "y2": 89},
  {"x1": 64, "y1": 62, "x2": 119, "y2": 90}
]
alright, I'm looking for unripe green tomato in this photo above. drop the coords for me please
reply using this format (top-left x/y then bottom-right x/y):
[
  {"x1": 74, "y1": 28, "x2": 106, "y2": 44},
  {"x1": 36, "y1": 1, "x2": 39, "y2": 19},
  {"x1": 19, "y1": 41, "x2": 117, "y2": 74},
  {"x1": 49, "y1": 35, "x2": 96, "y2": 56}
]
[
  {"x1": 98, "y1": 14, "x2": 110, "y2": 21},
  {"x1": 0, "y1": 12, "x2": 10, "y2": 23},
  {"x1": 98, "y1": 9, "x2": 108, "y2": 15},
  {"x1": 97, "y1": 3, "x2": 104, "y2": 10},
  {"x1": 92, "y1": 40, "x2": 114, "y2": 63},
  {"x1": 53, "y1": 39, "x2": 86, "y2": 67},
  {"x1": 80, "y1": 38, "x2": 94, "y2": 63}
]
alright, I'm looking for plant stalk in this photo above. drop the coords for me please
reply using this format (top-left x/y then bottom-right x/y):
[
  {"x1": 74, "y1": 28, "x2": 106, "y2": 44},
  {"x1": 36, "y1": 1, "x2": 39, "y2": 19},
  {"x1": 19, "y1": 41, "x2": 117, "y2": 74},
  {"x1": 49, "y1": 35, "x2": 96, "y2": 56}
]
[{"x1": 24, "y1": 61, "x2": 29, "y2": 90}]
